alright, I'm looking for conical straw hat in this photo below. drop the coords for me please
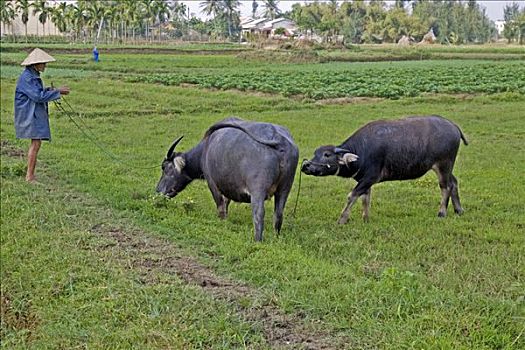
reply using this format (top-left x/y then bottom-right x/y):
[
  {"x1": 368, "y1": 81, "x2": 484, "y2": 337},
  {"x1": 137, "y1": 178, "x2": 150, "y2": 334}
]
[{"x1": 20, "y1": 48, "x2": 56, "y2": 66}]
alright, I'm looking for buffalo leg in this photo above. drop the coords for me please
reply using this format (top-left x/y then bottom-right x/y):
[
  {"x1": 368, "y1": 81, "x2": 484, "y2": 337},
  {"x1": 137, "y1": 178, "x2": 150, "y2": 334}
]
[
  {"x1": 339, "y1": 180, "x2": 374, "y2": 225},
  {"x1": 251, "y1": 194, "x2": 266, "y2": 242},
  {"x1": 362, "y1": 188, "x2": 371, "y2": 222},
  {"x1": 218, "y1": 196, "x2": 231, "y2": 219},
  {"x1": 450, "y1": 174, "x2": 463, "y2": 215},
  {"x1": 207, "y1": 180, "x2": 229, "y2": 219},
  {"x1": 273, "y1": 188, "x2": 292, "y2": 235},
  {"x1": 433, "y1": 164, "x2": 452, "y2": 217}
]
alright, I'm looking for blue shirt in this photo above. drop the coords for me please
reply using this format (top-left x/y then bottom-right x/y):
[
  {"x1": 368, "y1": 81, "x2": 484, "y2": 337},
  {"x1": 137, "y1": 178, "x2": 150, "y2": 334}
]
[{"x1": 14, "y1": 67, "x2": 61, "y2": 140}]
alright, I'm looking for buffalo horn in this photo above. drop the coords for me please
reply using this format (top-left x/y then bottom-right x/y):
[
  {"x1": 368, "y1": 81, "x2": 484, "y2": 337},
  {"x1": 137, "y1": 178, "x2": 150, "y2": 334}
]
[
  {"x1": 334, "y1": 147, "x2": 351, "y2": 154},
  {"x1": 166, "y1": 135, "x2": 184, "y2": 160}
]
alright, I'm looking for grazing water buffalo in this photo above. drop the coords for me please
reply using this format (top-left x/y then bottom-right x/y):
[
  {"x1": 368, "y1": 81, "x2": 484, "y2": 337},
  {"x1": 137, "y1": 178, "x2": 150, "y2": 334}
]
[
  {"x1": 156, "y1": 118, "x2": 299, "y2": 241},
  {"x1": 302, "y1": 115, "x2": 468, "y2": 223}
]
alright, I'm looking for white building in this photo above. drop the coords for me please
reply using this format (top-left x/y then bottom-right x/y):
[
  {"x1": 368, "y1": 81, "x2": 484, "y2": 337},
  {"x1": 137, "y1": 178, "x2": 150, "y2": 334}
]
[
  {"x1": 241, "y1": 18, "x2": 269, "y2": 36},
  {"x1": 241, "y1": 17, "x2": 297, "y2": 39},
  {"x1": 262, "y1": 18, "x2": 297, "y2": 37},
  {"x1": 1, "y1": 1, "x2": 59, "y2": 37},
  {"x1": 494, "y1": 20, "x2": 506, "y2": 35}
]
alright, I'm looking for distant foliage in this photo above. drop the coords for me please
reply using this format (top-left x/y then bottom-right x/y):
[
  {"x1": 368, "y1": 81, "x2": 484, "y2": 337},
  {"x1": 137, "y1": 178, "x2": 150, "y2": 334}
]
[
  {"x1": 502, "y1": 2, "x2": 525, "y2": 44},
  {"x1": 288, "y1": 0, "x2": 500, "y2": 45},
  {"x1": 1, "y1": 0, "x2": 518, "y2": 45}
]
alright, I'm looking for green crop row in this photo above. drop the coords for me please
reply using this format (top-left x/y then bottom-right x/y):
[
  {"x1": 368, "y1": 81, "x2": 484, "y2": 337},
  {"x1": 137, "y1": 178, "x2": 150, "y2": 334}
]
[{"x1": 130, "y1": 61, "x2": 525, "y2": 99}]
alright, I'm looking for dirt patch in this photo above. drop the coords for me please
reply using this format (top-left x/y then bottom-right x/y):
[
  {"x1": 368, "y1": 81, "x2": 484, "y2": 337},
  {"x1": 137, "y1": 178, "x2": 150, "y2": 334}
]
[
  {"x1": 237, "y1": 50, "x2": 322, "y2": 64},
  {"x1": 89, "y1": 224, "x2": 348, "y2": 349},
  {"x1": 315, "y1": 97, "x2": 385, "y2": 105},
  {"x1": 1, "y1": 293, "x2": 39, "y2": 342},
  {"x1": 1, "y1": 139, "x2": 25, "y2": 158}
]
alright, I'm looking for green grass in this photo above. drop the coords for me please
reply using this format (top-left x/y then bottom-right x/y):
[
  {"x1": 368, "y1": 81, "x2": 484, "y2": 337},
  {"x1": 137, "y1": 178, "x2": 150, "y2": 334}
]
[
  {"x1": 322, "y1": 43, "x2": 525, "y2": 61},
  {"x1": 0, "y1": 168, "x2": 268, "y2": 349},
  {"x1": 5, "y1": 50, "x2": 523, "y2": 99},
  {"x1": 1, "y1": 48, "x2": 524, "y2": 349},
  {"x1": 0, "y1": 42, "x2": 248, "y2": 52}
]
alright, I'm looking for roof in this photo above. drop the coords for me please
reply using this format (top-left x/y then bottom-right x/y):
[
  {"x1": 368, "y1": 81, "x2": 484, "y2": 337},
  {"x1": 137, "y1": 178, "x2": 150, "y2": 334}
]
[
  {"x1": 242, "y1": 18, "x2": 268, "y2": 29},
  {"x1": 267, "y1": 18, "x2": 291, "y2": 25}
]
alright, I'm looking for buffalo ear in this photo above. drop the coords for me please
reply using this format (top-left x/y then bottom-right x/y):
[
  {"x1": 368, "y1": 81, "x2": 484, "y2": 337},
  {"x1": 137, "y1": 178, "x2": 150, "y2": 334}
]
[
  {"x1": 338, "y1": 152, "x2": 359, "y2": 166},
  {"x1": 166, "y1": 135, "x2": 184, "y2": 160},
  {"x1": 173, "y1": 156, "x2": 186, "y2": 173}
]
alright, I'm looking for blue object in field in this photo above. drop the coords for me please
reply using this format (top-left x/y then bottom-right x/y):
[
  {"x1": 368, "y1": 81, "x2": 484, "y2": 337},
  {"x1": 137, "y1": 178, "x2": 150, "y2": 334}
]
[{"x1": 93, "y1": 47, "x2": 99, "y2": 62}]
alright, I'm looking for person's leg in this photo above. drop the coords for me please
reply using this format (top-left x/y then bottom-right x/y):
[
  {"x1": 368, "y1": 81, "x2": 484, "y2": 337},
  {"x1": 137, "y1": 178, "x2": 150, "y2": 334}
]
[{"x1": 26, "y1": 139, "x2": 42, "y2": 182}]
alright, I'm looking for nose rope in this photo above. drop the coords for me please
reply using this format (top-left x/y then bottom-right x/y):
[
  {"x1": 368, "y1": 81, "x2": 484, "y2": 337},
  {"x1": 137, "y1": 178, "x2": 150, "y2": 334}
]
[
  {"x1": 290, "y1": 158, "x2": 330, "y2": 219},
  {"x1": 302, "y1": 158, "x2": 339, "y2": 170},
  {"x1": 53, "y1": 97, "x2": 159, "y2": 170},
  {"x1": 303, "y1": 158, "x2": 359, "y2": 178},
  {"x1": 290, "y1": 162, "x2": 307, "y2": 217}
]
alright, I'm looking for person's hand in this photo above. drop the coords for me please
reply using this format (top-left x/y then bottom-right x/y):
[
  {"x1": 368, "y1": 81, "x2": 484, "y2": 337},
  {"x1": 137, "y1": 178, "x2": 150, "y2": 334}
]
[{"x1": 58, "y1": 86, "x2": 70, "y2": 95}]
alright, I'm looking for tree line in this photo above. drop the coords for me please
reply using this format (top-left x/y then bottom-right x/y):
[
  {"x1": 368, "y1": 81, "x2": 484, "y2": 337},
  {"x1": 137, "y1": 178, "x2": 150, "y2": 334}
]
[
  {"x1": 1, "y1": 0, "x2": 525, "y2": 44},
  {"x1": 289, "y1": 0, "x2": 525, "y2": 44}
]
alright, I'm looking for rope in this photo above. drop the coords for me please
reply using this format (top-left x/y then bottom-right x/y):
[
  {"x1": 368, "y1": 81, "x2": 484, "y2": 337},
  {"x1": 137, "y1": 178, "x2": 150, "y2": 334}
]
[
  {"x1": 54, "y1": 96, "x2": 306, "y2": 218},
  {"x1": 291, "y1": 162, "x2": 303, "y2": 218},
  {"x1": 53, "y1": 97, "x2": 159, "y2": 170}
]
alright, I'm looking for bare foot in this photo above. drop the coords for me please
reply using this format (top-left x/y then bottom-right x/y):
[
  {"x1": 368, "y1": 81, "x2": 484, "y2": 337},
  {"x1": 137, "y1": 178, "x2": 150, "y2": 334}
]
[{"x1": 26, "y1": 178, "x2": 42, "y2": 185}]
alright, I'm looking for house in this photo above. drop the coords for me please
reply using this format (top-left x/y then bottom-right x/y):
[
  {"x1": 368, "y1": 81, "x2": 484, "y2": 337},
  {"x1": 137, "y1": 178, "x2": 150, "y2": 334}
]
[
  {"x1": 261, "y1": 18, "x2": 297, "y2": 38},
  {"x1": 241, "y1": 17, "x2": 297, "y2": 39},
  {"x1": 241, "y1": 18, "x2": 269, "y2": 37},
  {"x1": 494, "y1": 20, "x2": 506, "y2": 35}
]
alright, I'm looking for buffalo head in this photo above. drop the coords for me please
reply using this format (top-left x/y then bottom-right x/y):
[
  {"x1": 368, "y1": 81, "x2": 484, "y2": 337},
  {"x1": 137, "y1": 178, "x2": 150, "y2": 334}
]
[
  {"x1": 156, "y1": 136, "x2": 192, "y2": 198},
  {"x1": 302, "y1": 146, "x2": 359, "y2": 176}
]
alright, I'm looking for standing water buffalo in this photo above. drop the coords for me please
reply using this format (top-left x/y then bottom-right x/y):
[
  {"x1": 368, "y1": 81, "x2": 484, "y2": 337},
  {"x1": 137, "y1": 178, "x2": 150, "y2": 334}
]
[
  {"x1": 157, "y1": 118, "x2": 299, "y2": 241},
  {"x1": 302, "y1": 115, "x2": 468, "y2": 223}
]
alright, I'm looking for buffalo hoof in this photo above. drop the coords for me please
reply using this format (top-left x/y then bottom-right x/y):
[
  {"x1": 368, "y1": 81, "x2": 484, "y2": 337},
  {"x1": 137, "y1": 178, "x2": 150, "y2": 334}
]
[
  {"x1": 337, "y1": 217, "x2": 348, "y2": 225},
  {"x1": 437, "y1": 211, "x2": 446, "y2": 218},
  {"x1": 454, "y1": 208, "x2": 464, "y2": 215}
]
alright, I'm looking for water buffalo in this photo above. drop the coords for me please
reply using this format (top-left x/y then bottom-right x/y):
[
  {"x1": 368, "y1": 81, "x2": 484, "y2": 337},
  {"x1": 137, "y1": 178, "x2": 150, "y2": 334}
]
[
  {"x1": 301, "y1": 115, "x2": 468, "y2": 223},
  {"x1": 157, "y1": 118, "x2": 299, "y2": 241}
]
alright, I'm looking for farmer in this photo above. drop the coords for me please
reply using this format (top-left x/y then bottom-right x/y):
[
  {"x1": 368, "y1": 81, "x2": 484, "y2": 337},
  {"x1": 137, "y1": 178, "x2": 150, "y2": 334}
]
[
  {"x1": 14, "y1": 48, "x2": 70, "y2": 183},
  {"x1": 92, "y1": 46, "x2": 99, "y2": 62}
]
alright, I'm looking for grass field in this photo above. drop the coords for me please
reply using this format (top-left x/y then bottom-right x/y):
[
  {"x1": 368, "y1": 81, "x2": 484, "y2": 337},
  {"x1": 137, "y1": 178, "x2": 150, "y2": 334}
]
[{"x1": 1, "y1": 44, "x2": 524, "y2": 349}]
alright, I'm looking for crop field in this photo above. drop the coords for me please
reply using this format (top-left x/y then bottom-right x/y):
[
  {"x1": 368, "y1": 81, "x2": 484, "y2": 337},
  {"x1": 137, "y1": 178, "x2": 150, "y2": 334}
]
[{"x1": 1, "y1": 45, "x2": 524, "y2": 349}]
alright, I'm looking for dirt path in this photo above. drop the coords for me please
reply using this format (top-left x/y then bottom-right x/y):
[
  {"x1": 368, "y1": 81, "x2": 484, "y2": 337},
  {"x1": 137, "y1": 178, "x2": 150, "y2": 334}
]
[{"x1": 89, "y1": 224, "x2": 347, "y2": 349}]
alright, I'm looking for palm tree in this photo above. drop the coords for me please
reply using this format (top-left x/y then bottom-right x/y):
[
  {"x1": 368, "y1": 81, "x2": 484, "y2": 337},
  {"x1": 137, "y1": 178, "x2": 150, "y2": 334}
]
[
  {"x1": 16, "y1": 0, "x2": 31, "y2": 40},
  {"x1": 171, "y1": 1, "x2": 187, "y2": 22},
  {"x1": 70, "y1": 1, "x2": 88, "y2": 43},
  {"x1": 123, "y1": 0, "x2": 140, "y2": 42},
  {"x1": 32, "y1": 0, "x2": 51, "y2": 37},
  {"x1": 50, "y1": 2, "x2": 69, "y2": 35},
  {"x1": 200, "y1": 0, "x2": 224, "y2": 19},
  {"x1": 153, "y1": 0, "x2": 171, "y2": 41},
  {"x1": 262, "y1": 0, "x2": 281, "y2": 20},
  {"x1": 103, "y1": 2, "x2": 119, "y2": 43},
  {"x1": 86, "y1": 0, "x2": 105, "y2": 43},
  {"x1": 223, "y1": 0, "x2": 240, "y2": 38},
  {"x1": 1, "y1": 0, "x2": 16, "y2": 37},
  {"x1": 141, "y1": 0, "x2": 155, "y2": 41}
]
